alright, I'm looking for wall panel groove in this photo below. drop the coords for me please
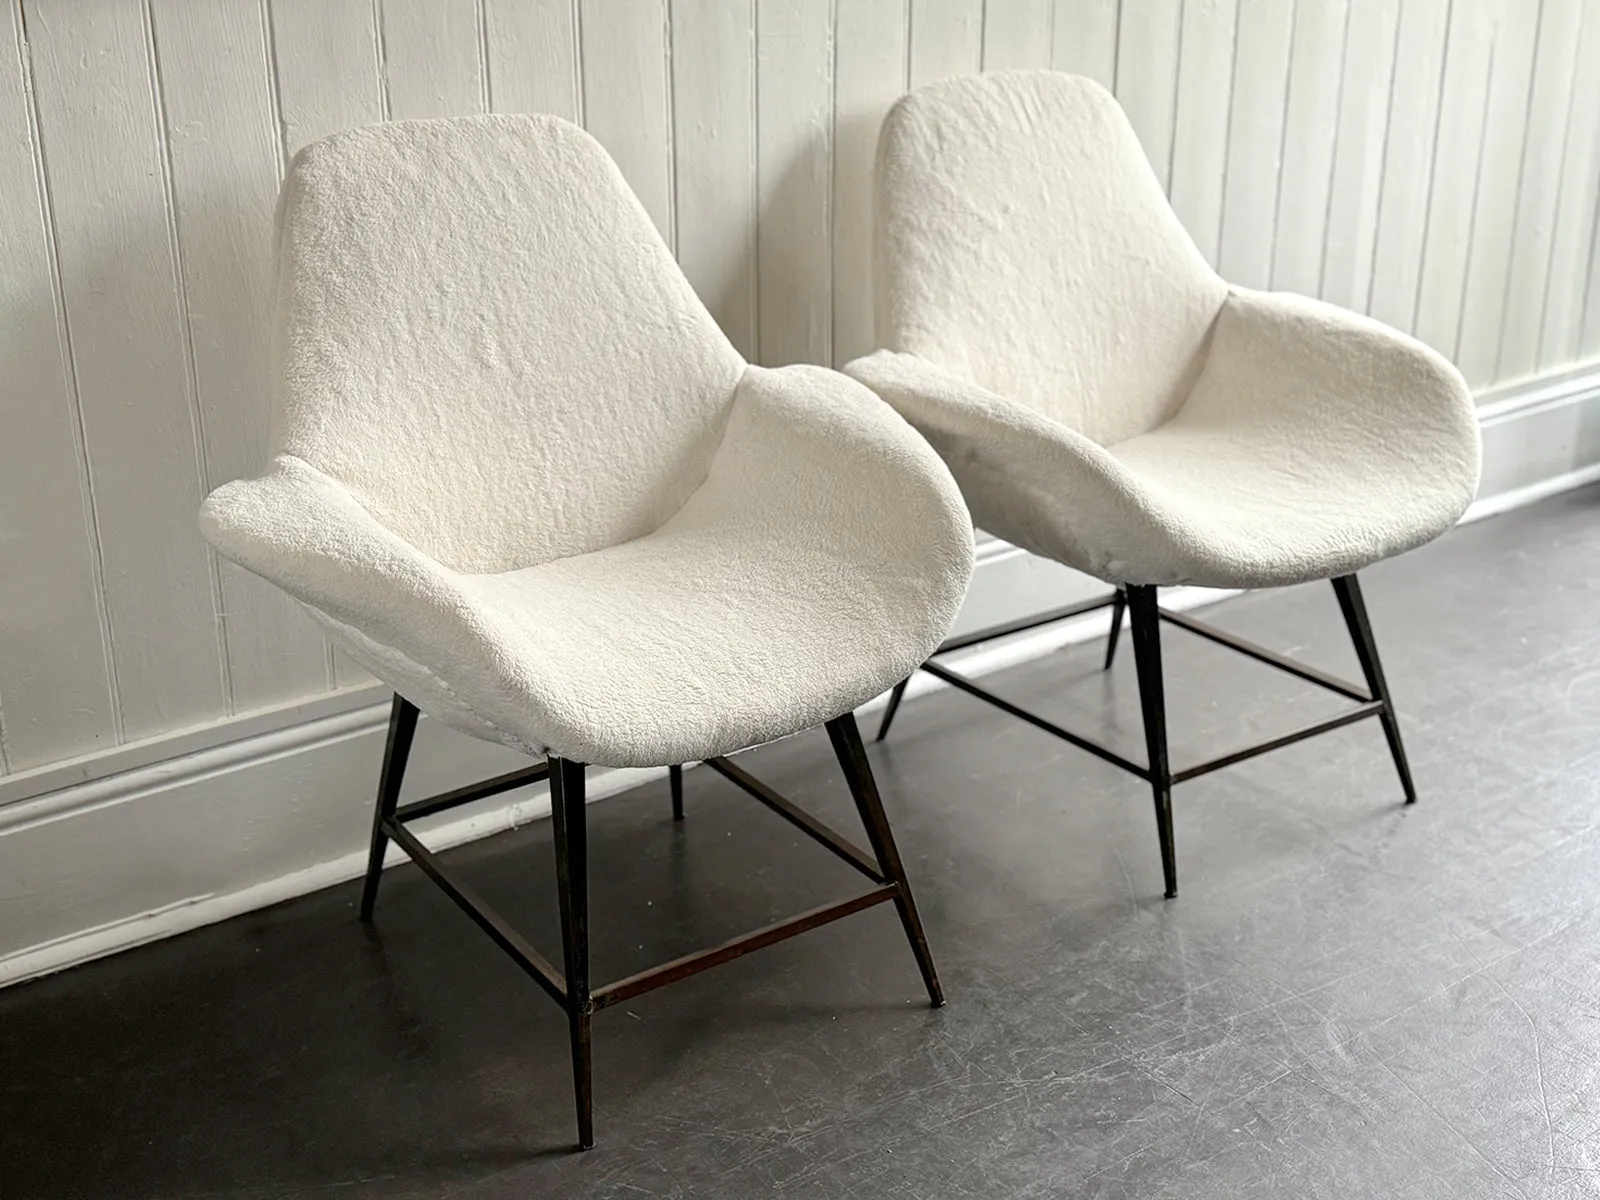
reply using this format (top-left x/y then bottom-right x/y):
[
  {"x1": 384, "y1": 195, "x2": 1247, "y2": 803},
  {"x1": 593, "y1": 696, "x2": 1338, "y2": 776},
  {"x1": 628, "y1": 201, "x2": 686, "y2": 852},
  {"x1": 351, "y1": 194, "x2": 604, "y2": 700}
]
[
  {"x1": 1457, "y1": 0, "x2": 1542, "y2": 385},
  {"x1": 1049, "y1": 0, "x2": 1117, "y2": 87},
  {"x1": 909, "y1": 0, "x2": 981, "y2": 88},
  {"x1": 1414, "y1": 0, "x2": 1494, "y2": 355},
  {"x1": 24, "y1": 0, "x2": 227, "y2": 741},
  {"x1": 258, "y1": 0, "x2": 287, "y2": 175},
  {"x1": 1171, "y1": 0, "x2": 1238, "y2": 267},
  {"x1": 378, "y1": 0, "x2": 486, "y2": 121},
  {"x1": 151, "y1": 0, "x2": 331, "y2": 714},
  {"x1": 1367, "y1": 0, "x2": 1451, "y2": 329},
  {"x1": 1272, "y1": 0, "x2": 1346, "y2": 294},
  {"x1": 755, "y1": 0, "x2": 834, "y2": 366},
  {"x1": 143, "y1": 0, "x2": 235, "y2": 717},
  {"x1": 1539, "y1": 5, "x2": 1600, "y2": 366},
  {"x1": 579, "y1": 0, "x2": 673, "y2": 245},
  {"x1": 475, "y1": 0, "x2": 490, "y2": 113},
  {"x1": 1115, "y1": 0, "x2": 1182, "y2": 190},
  {"x1": 833, "y1": 0, "x2": 907, "y2": 365},
  {"x1": 1220, "y1": 0, "x2": 1295, "y2": 287},
  {"x1": 1584, "y1": 172, "x2": 1600, "y2": 357},
  {"x1": 1498, "y1": 0, "x2": 1584, "y2": 381},
  {"x1": 664, "y1": 0, "x2": 678, "y2": 257},
  {"x1": 1, "y1": 0, "x2": 120, "y2": 769},
  {"x1": 1321, "y1": 0, "x2": 1400, "y2": 310},
  {"x1": 482, "y1": 0, "x2": 579, "y2": 120},
  {"x1": 670, "y1": 0, "x2": 758, "y2": 358}
]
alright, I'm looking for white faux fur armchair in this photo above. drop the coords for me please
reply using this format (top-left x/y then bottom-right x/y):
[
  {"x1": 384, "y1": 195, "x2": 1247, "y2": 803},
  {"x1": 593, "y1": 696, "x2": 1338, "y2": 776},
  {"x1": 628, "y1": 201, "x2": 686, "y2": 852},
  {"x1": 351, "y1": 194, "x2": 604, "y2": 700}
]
[
  {"x1": 849, "y1": 71, "x2": 1482, "y2": 899},
  {"x1": 200, "y1": 115, "x2": 973, "y2": 1149}
]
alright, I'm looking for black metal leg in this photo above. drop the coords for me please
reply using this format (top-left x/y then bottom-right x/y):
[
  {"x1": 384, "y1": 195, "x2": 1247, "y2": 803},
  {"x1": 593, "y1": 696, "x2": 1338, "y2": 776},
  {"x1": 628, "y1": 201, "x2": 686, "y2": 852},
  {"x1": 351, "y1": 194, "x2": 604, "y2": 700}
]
[
  {"x1": 876, "y1": 678, "x2": 911, "y2": 742},
  {"x1": 1332, "y1": 575, "x2": 1417, "y2": 804},
  {"x1": 1128, "y1": 586, "x2": 1177, "y2": 899},
  {"x1": 1104, "y1": 588, "x2": 1127, "y2": 670},
  {"x1": 360, "y1": 695, "x2": 419, "y2": 921},
  {"x1": 669, "y1": 765, "x2": 684, "y2": 821},
  {"x1": 826, "y1": 713, "x2": 944, "y2": 1006},
  {"x1": 549, "y1": 757, "x2": 593, "y2": 1150}
]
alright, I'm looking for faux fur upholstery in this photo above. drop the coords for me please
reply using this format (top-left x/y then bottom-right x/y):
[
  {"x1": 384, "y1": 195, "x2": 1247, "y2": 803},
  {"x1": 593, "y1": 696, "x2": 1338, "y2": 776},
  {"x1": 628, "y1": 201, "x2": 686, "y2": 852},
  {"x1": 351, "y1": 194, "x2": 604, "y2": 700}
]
[
  {"x1": 873, "y1": 70, "x2": 1227, "y2": 447},
  {"x1": 269, "y1": 116, "x2": 746, "y2": 574},
  {"x1": 848, "y1": 71, "x2": 1482, "y2": 589},
  {"x1": 201, "y1": 115, "x2": 974, "y2": 767}
]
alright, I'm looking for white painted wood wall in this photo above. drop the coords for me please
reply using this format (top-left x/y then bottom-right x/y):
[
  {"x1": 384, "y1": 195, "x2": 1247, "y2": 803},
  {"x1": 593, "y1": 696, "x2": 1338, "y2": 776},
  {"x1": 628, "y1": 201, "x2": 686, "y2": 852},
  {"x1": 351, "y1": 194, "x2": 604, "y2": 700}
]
[{"x1": 3, "y1": 0, "x2": 1600, "y2": 778}]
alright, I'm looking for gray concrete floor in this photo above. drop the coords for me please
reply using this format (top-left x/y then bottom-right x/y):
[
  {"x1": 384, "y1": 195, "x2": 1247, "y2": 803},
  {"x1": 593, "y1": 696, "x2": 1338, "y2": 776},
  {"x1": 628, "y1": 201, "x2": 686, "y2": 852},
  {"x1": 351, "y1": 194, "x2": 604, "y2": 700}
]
[{"x1": 3, "y1": 487, "x2": 1599, "y2": 1198}]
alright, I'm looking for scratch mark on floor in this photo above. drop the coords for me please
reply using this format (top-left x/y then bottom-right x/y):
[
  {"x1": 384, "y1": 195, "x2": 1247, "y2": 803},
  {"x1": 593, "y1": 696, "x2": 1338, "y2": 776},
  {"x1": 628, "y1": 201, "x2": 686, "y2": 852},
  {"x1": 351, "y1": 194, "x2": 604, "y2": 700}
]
[
  {"x1": 1374, "y1": 1056, "x2": 1531, "y2": 1200},
  {"x1": 1491, "y1": 975, "x2": 1557, "y2": 1172}
]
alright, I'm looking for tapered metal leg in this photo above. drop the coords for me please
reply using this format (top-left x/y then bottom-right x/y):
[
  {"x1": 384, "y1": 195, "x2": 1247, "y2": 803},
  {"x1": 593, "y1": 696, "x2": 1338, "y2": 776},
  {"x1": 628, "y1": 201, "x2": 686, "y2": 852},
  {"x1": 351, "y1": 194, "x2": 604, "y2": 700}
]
[
  {"x1": 669, "y1": 765, "x2": 684, "y2": 821},
  {"x1": 360, "y1": 695, "x2": 419, "y2": 921},
  {"x1": 826, "y1": 713, "x2": 943, "y2": 1006},
  {"x1": 549, "y1": 757, "x2": 593, "y2": 1150},
  {"x1": 1104, "y1": 588, "x2": 1127, "y2": 670},
  {"x1": 1127, "y1": 586, "x2": 1177, "y2": 899},
  {"x1": 1332, "y1": 575, "x2": 1417, "y2": 804},
  {"x1": 876, "y1": 677, "x2": 912, "y2": 742}
]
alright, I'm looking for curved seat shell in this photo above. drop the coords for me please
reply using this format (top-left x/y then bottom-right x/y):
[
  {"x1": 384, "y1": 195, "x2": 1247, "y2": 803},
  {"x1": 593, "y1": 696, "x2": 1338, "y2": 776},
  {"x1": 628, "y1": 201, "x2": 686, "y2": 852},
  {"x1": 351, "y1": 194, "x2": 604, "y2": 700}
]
[
  {"x1": 846, "y1": 71, "x2": 1480, "y2": 589},
  {"x1": 201, "y1": 115, "x2": 974, "y2": 766}
]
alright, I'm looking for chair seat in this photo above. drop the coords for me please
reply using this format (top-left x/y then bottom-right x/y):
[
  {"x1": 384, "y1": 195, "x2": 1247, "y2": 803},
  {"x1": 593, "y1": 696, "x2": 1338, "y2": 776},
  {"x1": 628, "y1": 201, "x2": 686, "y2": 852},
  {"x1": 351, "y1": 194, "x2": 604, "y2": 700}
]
[
  {"x1": 382, "y1": 496, "x2": 950, "y2": 768},
  {"x1": 847, "y1": 288, "x2": 1482, "y2": 590},
  {"x1": 1100, "y1": 422, "x2": 1447, "y2": 588},
  {"x1": 203, "y1": 364, "x2": 973, "y2": 768}
]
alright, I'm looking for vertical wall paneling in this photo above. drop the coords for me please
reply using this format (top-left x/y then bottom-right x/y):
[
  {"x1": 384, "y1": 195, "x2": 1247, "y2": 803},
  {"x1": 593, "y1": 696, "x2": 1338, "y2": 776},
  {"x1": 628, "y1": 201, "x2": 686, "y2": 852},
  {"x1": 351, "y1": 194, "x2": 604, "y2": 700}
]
[
  {"x1": 1366, "y1": 0, "x2": 1452, "y2": 329},
  {"x1": 1456, "y1": 0, "x2": 1540, "y2": 385},
  {"x1": 1169, "y1": 0, "x2": 1240, "y2": 266},
  {"x1": 1498, "y1": 0, "x2": 1584, "y2": 381},
  {"x1": 1272, "y1": 0, "x2": 1349, "y2": 294},
  {"x1": 1412, "y1": 0, "x2": 1496, "y2": 356},
  {"x1": 1583, "y1": 197, "x2": 1600, "y2": 359},
  {"x1": 908, "y1": 0, "x2": 982, "y2": 87},
  {"x1": 0, "y1": 0, "x2": 117, "y2": 769},
  {"x1": 269, "y1": 0, "x2": 385, "y2": 152},
  {"x1": 1539, "y1": 5, "x2": 1600, "y2": 368},
  {"x1": 1320, "y1": 0, "x2": 1400, "y2": 310},
  {"x1": 1114, "y1": 0, "x2": 1182, "y2": 190},
  {"x1": 1580, "y1": 18, "x2": 1600, "y2": 363},
  {"x1": 578, "y1": 0, "x2": 672, "y2": 244},
  {"x1": 1217, "y1": 0, "x2": 1295, "y2": 288},
  {"x1": 1050, "y1": 0, "x2": 1119, "y2": 86},
  {"x1": 670, "y1": 0, "x2": 757, "y2": 358},
  {"x1": 8, "y1": 0, "x2": 1600, "y2": 782},
  {"x1": 755, "y1": 0, "x2": 834, "y2": 367},
  {"x1": 833, "y1": 0, "x2": 908, "y2": 365},
  {"x1": 24, "y1": 0, "x2": 226, "y2": 740},
  {"x1": 378, "y1": 0, "x2": 485, "y2": 120},
  {"x1": 269, "y1": 0, "x2": 383, "y2": 690},
  {"x1": 149, "y1": 0, "x2": 330, "y2": 715},
  {"x1": 482, "y1": 0, "x2": 579, "y2": 119},
  {"x1": 982, "y1": 0, "x2": 1052, "y2": 70}
]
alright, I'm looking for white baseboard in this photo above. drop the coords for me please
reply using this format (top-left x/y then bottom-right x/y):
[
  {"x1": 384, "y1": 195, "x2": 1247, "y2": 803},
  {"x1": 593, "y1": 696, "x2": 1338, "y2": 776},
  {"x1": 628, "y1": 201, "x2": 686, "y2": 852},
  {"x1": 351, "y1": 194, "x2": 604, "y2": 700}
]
[
  {"x1": 1472, "y1": 364, "x2": 1600, "y2": 504},
  {"x1": 0, "y1": 703, "x2": 666, "y2": 987},
  {"x1": 3, "y1": 364, "x2": 1597, "y2": 989}
]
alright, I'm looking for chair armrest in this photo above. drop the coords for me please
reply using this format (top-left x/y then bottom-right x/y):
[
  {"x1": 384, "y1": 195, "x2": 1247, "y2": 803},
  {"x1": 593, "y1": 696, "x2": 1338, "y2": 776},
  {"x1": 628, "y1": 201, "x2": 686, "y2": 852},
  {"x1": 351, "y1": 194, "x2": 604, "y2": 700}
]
[
  {"x1": 689, "y1": 363, "x2": 975, "y2": 658},
  {"x1": 844, "y1": 350, "x2": 1166, "y2": 574},
  {"x1": 200, "y1": 454, "x2": 485, "y2": 673},
  {"x1": 1184, "y1": 287, "x2": 1482, "y2": 475},
  {"x1": 844, "y1": 349, "x2": 1080, "y2": 462}
]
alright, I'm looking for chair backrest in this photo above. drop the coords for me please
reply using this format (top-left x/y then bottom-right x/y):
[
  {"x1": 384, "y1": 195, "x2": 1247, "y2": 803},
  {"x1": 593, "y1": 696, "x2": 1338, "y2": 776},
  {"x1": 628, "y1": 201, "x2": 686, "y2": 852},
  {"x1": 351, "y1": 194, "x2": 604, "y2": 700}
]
[
  {"x1": 272, "y1": 115, "x2": 745, "y2": 573},
  {"x1": 874, "y1": 71, "x2": 1228, "y2": 446}
]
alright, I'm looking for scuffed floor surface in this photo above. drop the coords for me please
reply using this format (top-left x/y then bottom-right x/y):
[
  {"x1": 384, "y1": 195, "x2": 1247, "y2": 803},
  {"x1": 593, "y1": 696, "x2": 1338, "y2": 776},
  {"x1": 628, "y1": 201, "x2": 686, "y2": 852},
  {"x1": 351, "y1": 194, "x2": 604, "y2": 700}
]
[{"x1": 3, "y1": 487, "x2": 1599, "y2": 1198}]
